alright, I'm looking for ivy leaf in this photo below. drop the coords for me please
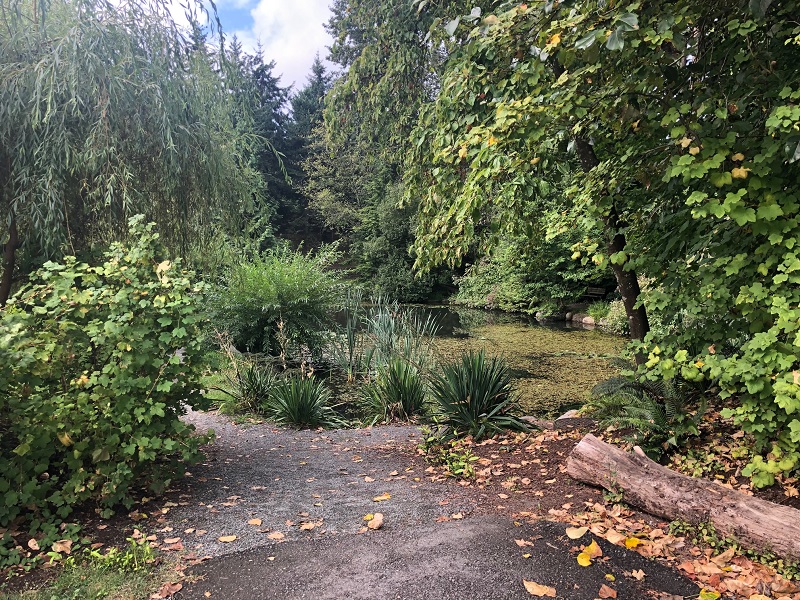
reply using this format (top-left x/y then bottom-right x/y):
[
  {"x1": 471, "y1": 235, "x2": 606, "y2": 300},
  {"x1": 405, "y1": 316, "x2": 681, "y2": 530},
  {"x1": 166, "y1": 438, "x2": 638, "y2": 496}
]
[
  {"x1": 606, "y1": 28, "x2": 625, "y2": 51},
  {"x1": 445, "y1": 18, "x2": 460, "y2": 36},
  {"x1": 748, "y1": 0, "x2": 773, "y2": 18},
  {"x1": 575, "y1": 30, "x2": 598, "y2": 50}
]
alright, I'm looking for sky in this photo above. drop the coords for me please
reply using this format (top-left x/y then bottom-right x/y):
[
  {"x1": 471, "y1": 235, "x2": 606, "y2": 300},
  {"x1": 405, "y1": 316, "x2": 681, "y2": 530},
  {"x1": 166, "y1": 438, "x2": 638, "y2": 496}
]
[{"x1": 214, "y1": 0, "x2": 336, "y2": 91}]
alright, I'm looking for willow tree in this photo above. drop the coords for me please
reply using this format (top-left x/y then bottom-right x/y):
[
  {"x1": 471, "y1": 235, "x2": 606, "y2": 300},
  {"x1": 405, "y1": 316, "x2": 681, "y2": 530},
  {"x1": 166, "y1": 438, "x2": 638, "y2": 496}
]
[{"x1": 0, "y1": 0, "x2": 264, "y2": 304}]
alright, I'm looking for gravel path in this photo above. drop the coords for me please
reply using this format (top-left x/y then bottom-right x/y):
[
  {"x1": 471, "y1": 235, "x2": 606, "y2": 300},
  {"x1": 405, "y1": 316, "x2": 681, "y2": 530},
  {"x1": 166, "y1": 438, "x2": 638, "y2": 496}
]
[{"x1": 154, "y1": 411, "x2": 699, "y2": 600}]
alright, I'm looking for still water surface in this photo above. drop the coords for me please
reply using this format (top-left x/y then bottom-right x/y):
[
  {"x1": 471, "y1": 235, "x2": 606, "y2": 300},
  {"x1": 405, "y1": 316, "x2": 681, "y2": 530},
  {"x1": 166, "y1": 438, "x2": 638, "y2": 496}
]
[{"x1": 416, "y1": 305, "x2": 625, "y2": 416}]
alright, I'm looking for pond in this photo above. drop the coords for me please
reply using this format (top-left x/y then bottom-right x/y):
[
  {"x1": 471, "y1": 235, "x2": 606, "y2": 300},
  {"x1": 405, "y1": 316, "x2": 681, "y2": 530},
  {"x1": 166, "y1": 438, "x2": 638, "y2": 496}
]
[{"x1": 417, "y1": 305, "x2": 625, "y2": 417}]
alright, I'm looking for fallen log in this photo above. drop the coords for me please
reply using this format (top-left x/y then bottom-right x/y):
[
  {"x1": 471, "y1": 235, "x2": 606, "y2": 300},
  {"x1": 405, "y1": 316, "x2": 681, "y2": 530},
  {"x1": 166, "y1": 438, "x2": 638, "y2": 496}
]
[{"x1": 566, "y1": 433, "x2": 800, "y2": 561}]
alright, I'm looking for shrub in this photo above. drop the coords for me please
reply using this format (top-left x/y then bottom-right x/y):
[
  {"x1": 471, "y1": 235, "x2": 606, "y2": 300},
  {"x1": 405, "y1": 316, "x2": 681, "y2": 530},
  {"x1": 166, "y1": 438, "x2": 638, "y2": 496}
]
[
  {"x1": 429, "y1": 350, "x2": 530, "y2": 440},
  {"x1": 587, "y1": 301, "x2": 610, "y2": 322},
  {"x1": 361, "y1": 357, "x2": 427, "y2": 424},
  {"x1": 600, "y1": 299, "x2": 629, "y2": 335},
  {"x1": 0, "y1": 217, "x2": 210, "y2": 560},
  {"x1": 216, "y1": 361, "x2": 276, "y2": 415},
  {"x1": 209, "y1": 245, "x2": 342, "y2": 357},
  {"x1": 582, "y1": 375, "x2": 706, "y2": 459},
  {"x1": 262, "y1": 376, "x2": 344, "y2": 428}
]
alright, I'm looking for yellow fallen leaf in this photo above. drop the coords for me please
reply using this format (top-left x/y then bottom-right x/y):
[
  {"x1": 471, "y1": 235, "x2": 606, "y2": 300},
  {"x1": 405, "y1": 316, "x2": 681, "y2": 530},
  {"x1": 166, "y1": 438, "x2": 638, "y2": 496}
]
[
  {"x1": 373, "y1": 493, "x2": 391, "y2": 502},
  {"x1": 363, "y1": 513, "x2": 375, "y2": 521},
  {"x1": 748, "y1": 595, "x2": 771, "y2": 600},
  {"x1": 577, "y1": 552, "x2": 592, "y2": 566},
  {"x1": 218, "y1": 535, "x2": 237, "y2": 543},
  {"x1": 248, "y1": 519, "x2": 262, "y2": 526},
  {"x1": 731, "y1": 167, "x2": 749, "y2": 179},
  {"x1": 523, "y1": 580, "x2": 556, "y2": 597},
  {"x1": 689, "y1": 146, "x2": 700, "y2": 155},
  {"x1": 204, "y1": 592, "x2": 211, "y2": 598},
  {"x1": 732, "y1": 152, "x2": 745, "y2": 161},
  {"x1": 605, "y1": 574, "x2": 615, "y2": 581},
  {"x1": 267, "y1": 532, "x2": 285, "y2": 541},
  {"x1": 566, "y1": 526, "x2": 588, "y2": 540},
  {"x1": 625, "y1": 537, "x2": 642, "y2": 549},
  {"x1": 584, "y1": 539, "x2": 603, "y2": 558}
]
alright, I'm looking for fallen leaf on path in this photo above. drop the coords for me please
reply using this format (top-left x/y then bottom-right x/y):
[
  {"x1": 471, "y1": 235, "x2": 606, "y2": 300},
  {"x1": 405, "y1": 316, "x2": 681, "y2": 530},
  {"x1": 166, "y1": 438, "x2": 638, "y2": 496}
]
[
  {"x1": 163, "y1": 537, "x2": 181, "y2": 544},
  {"x1": 584, "y1": 539, "x2": 602, "y2": 559},
  {"x1": 605, "y1": 530, "x2": 626, "y2": 545},
  {"x1": 27, "y1": 539, "x2": 39, "y2": 551},
  {"x1": 152, "y1": 582, "x2": 182, "y2": 599},
  {"x1": 364, "y1": 477, "x2": 375, "y2": 483},
  {"x1": 299, "y1": 521, "x2": 321, "y2": 531},
  {"x1": 630, "y1": 569, "x2": 645, "y2": 581},
  {"x1": 566, "y1": 526, "x2": 588, "y2": 540},
  {"x1": 451, "y1": 513, "x2": 463, "y2": 520},
  {"x1": 373, "y1": 493, "x2": 391, "y2": 502},
  {"x1": 625, "y1": 537, "x2": 642, "y2": 549},
  {"x1": 515, "y1": 539, "x2": 534, "y2": 547},
  {"x1": 267, "y1": 532, "x2": 285, "y2": 541},
  {"x1": 577, "y1": 552, "x2": 592, "y2": 566},
  {"x1": 598, "y1": 584, "x2": 617, "y2": 598},
  {"x1": 218, "y1": 535, "x2": 237, "y2": 543},
  {"x1": 368, "y1": 513, "x2": 384, "y2": 530},
  {"x1": 247, "y1": 519, "x2": 262, "y2": 526},
  {"x1": 523, "y1": 580, "x2": 556, "y2": 597}
]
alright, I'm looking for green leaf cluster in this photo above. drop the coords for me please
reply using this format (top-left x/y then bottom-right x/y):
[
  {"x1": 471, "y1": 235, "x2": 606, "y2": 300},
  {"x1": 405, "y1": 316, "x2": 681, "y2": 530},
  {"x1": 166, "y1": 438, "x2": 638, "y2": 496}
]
[{"x1": 0, "y1": 216, "x2": 211, "y2": 559}]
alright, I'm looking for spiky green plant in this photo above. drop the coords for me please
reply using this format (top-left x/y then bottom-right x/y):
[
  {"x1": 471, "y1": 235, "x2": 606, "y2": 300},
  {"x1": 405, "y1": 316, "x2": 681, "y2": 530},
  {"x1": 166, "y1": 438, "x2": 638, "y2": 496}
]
[
  {"x1": 429, "y1": 350, "x2": 529, "y2": 440},
  {"x1": 583, "y1": 376, "x2": 706, "y2": 458},
  {"x1": 263, "y1": 376, "x2": 345, "y2": 428},
  {"x1": 215, "y1": 362, "x2": 276, "y2": 415},
  {"x1": 361, "y1": 356, "x2": 427, "y2": 424}
]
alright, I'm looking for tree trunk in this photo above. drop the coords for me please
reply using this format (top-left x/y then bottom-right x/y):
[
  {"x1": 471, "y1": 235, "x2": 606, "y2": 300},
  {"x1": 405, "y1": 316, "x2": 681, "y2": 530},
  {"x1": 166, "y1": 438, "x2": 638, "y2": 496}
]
[
  {"x1": 573, "y1": 136, "x2": 650, "y2": 354},
  {"x1": 1, "y1": 216, "x2": 20, "y2": 306},
  {"x1": 566, "y1": 434, "x2": 800, "y2": 561}
]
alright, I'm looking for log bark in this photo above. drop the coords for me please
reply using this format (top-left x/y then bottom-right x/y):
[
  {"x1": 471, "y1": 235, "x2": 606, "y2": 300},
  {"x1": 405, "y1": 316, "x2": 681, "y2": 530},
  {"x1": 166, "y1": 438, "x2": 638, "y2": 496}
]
[{"x1": 566, "y1": 434, "x2": 800, "y2": 561}]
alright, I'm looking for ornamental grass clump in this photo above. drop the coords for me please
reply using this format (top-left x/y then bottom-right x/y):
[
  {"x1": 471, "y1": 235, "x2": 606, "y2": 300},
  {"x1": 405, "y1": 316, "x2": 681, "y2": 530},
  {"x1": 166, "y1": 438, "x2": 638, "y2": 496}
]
[
  {"x1": 429, "y1": 350, "x2": 529, "y2": 440},
  {"x1": 262, "y1": 376, "x2": 345, "y2": 429},
  {"x1": 361, "y1": 356, "x2": 427, "y2": 424}
]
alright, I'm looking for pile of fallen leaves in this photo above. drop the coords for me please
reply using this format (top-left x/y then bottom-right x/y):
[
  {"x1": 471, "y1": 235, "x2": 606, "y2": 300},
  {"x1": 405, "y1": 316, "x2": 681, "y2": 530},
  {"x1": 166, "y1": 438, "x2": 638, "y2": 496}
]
[{"x1": 419, "y1": 425, "x2": 800, "y2": 599}]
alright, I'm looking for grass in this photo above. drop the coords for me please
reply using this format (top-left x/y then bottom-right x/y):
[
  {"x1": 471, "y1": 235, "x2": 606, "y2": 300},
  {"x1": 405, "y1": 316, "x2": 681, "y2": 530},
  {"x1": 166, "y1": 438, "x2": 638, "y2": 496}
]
[{"x1": 2, "y1": 548, "x2": 177, "y2": 600}]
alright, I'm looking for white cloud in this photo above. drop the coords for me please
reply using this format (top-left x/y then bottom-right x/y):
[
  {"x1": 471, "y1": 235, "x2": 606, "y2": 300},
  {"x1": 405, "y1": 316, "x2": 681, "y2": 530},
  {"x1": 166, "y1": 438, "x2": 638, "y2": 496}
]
[{"x1": 246, "y1": 0, "x2": 334, "y2": 90}]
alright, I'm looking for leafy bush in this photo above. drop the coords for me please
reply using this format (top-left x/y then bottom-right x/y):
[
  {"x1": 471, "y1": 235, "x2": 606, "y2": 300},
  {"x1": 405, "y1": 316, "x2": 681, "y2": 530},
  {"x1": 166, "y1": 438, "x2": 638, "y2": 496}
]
[
  {"x1": 600, "y1": 299, "x2": 629, "y2": 335},
  {"x1": 262, "y1": 376, "x2": 344, "y2": 428},
  {"x1": 361, "y1": 357, "x2": 426, "y2": 424},
  {"x1": 429, "y1": 350, "x2": 529, "y2": 440},
  {"x1": 209, "y1": 245, "x2": 342, "y2": 357},
  {"x1": 0, "y1": 217, "x2": 210, "y2": 561},
  {"x1": 583, "y1": 375, "x2": 706, "y2": 459},
  {"x1": 587, "y1": 301, "x2": 610, "y2": 321}
]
